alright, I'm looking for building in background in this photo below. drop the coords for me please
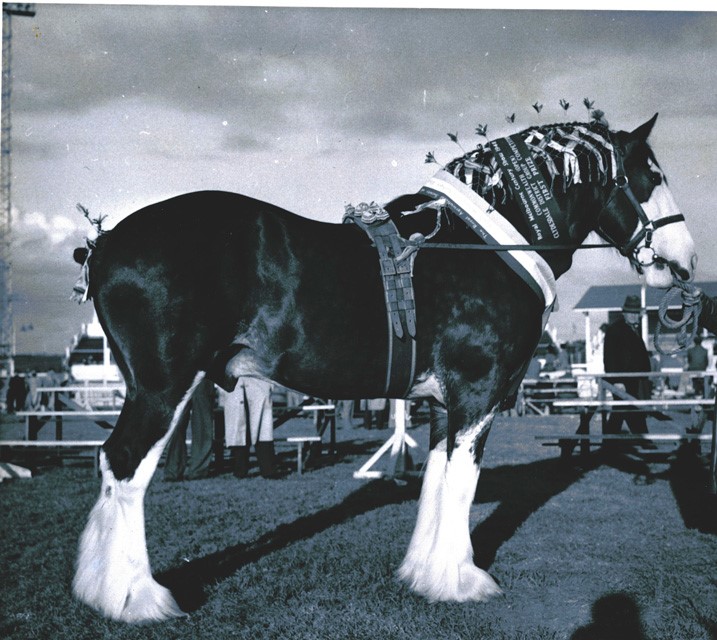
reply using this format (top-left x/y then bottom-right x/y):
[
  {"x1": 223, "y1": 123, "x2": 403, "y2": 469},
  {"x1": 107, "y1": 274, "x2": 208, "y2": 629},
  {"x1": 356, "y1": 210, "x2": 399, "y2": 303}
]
[
  {"x1": 574, "y1": 282, "x2": 717, "y2": 371},
  {"x1": 66, "y1": 312, "x2": 121, "y2": 383}
]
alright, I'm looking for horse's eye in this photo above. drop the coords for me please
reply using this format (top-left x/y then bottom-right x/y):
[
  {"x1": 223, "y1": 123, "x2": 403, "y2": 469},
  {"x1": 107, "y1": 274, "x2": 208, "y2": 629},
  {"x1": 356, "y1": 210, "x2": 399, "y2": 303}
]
[{"x1": 649, "y1": 172, "x2": 662, "y2": 186}]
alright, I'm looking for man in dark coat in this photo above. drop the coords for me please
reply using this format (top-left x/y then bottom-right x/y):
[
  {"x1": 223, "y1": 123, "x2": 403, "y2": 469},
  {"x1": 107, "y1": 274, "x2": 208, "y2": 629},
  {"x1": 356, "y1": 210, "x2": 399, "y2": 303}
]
[
  {"x1": 687, "y1": 336, "x2": 709, "y2": 397},
  {"x1": 700, "y1": 292, "x2": 717, "y2": 334},
  {"x1": 603, "y1": 294, "x2": 651, "y2": 435},
  {"x1": 698, "y1": 292, "x2": 717, "y2": 494}
]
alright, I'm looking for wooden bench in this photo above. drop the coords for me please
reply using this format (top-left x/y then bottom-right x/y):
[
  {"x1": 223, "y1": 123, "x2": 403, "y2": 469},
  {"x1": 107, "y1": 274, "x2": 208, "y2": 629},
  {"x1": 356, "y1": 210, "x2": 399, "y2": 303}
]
[
  {"x1": 277, "y1": 436, "x2": 322, "y2": 475},
  {"x1": 35, "y1": 385, "x2": 125, "y2": 411},
  {"x1": 0, "y1": 435, "x2": 324, "y2": 478},
  {"x1": 552, "y1": 399, "x2": 714, "y2": 411},
  {"x1": 519, "y1": 377, "x2": 579, "y2": 415},
  {"x1": 537, "y1": 432, "x2": 713, "y2": 454},
  {"x1": 15, "y1": 410, "x2": 120, "y2": 440},
  {"x1": 8, "y1": 403, "x2": 331, "y2": 478},
  {"x1": 0, "y1": 440, "x2": 106, "y2": 475}
]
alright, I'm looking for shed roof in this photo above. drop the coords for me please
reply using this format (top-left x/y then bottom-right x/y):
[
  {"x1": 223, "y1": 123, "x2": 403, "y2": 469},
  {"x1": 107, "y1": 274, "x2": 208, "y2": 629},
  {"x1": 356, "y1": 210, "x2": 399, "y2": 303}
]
[{"x1": 573, "y1": 281, "x2": 717, "y2": 312}]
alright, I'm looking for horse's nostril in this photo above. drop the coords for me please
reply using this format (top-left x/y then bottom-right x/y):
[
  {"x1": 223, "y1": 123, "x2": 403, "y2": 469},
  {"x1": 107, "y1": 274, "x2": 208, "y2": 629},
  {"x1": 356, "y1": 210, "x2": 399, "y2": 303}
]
[
  {"x1": 675, "y1": 265, "x2": 690, "y2": 281},
  {"x1": 665, "y1": 260, "x2": 690, "y2": 282}
]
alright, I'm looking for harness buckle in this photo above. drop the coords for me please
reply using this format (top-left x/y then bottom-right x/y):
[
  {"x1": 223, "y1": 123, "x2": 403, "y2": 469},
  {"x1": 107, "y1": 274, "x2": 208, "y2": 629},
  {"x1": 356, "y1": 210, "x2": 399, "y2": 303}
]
[
  {"x1": 644, "y1": 228, "x2": 653, "y2": 248},
  {"x1": 635, "y1": 245, "x2": 657, "y2": 269}
]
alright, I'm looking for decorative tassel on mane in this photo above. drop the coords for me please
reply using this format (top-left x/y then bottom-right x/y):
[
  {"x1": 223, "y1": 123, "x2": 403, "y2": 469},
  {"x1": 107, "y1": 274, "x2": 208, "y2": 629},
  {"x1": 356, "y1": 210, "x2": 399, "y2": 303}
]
[
  {"x1": 71, "y1": 204, "x2": 107, "y2": 303},
  {"x1": 441, "y1": 121, "x2": 617, "y2": 208}
]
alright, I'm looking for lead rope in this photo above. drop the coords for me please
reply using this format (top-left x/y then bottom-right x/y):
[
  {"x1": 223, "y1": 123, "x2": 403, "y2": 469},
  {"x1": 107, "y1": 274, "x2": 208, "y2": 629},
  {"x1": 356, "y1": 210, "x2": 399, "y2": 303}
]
[{"x1": 654, "y1": 279, "x2": 702, "y2": 355}]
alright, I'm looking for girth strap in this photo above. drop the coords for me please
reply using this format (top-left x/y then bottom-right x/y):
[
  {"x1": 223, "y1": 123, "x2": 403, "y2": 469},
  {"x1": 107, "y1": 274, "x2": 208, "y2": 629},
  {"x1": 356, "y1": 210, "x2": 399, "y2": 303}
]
[{"x1": 343, "y1": 202, "x2": 417, "y2": 398}]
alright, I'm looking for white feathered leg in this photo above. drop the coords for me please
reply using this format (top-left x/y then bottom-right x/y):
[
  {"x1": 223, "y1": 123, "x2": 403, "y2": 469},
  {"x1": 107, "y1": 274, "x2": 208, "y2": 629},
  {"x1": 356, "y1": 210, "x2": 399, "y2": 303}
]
[
  {"x1": 73, "y1": 373, "x2": 204, "y2": 623},
  {"x1": 398, "y1": 410, "x2": 501, "y2": 602}
]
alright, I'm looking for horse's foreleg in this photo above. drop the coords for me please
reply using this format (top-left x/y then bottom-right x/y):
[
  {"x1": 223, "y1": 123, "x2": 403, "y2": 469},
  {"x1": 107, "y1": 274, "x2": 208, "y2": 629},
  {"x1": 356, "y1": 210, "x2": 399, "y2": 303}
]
[
  {"x1": 398, "y1": 408, "x2": 500, "y2": 602},
  {"x1": 73, "y1": 372, "x2": 204, "y2": 623}
]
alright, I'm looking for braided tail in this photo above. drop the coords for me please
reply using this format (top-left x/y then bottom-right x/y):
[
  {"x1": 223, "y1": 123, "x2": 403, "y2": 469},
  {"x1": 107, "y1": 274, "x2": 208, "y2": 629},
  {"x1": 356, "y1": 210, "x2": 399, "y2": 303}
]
[{"x1": 654, "y1": 279, "x2": 702, "y2": 355}]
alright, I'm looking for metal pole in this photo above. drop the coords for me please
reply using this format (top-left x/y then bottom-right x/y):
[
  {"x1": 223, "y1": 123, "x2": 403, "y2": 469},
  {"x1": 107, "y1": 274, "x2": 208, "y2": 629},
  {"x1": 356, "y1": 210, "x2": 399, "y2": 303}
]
[{"x1": 1, "y1": 4, "x2": 35, "y2": 377}]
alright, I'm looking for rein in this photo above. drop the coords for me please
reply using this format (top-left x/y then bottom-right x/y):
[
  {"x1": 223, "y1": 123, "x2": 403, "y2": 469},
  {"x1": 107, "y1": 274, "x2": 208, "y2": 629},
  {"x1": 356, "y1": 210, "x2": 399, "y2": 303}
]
[
  {"x1": 397, "y1": 202, "x2": 700, "y2": 356},
  {"x1": 397, "y1": 123, "x2": 699, "y2": 357},
  {"x1": 402, "y1": 239, "x2": 611, "y2": 252},
  {"x1": 653, "y1": 279, "x2": 703, "y2": 356}
]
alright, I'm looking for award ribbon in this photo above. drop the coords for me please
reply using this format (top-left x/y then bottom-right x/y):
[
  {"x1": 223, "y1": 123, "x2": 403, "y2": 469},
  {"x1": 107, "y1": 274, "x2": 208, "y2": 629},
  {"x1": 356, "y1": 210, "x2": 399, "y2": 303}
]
[{"x1": 489, "y1": 135, "x2": 568, "y2": 245}]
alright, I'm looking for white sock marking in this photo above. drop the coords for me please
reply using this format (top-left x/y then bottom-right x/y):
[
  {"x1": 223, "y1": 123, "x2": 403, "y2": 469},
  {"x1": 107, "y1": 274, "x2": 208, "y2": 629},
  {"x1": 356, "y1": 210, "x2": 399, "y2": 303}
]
[
  {"x1": 398, "y1": 409, "x2": 501, "y2": 602},
  {"x1": 73, "y1": 372, "x2": 205, "y2": 622}
]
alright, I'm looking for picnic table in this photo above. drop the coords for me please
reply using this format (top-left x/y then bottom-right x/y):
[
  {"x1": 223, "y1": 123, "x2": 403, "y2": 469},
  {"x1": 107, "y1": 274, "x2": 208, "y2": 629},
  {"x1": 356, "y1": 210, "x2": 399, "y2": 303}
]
[{"x1": 2, "y1": 392, "x2": 335, "y2": 477}]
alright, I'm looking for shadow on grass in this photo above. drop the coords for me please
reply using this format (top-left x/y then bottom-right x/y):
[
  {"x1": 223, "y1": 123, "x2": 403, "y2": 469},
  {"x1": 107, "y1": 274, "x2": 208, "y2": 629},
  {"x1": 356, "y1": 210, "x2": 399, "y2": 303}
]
[
  {"x1": 570, "y1": 590, "x2": 717, "y2": 640},
  {"x1": 212, "y1": 437, "x2": 389, "y2": 480},
  {"x1": 155, "y1": 476, "x2": 421, "y2": 612},
  {"x1": 469, "y1": 446, "x2": 710, "y2": 570},
  {"x1": 569, "y1": 592, "x2": 648, "y2": 640},
  {"x1": 158, "y1": 452, "x2": 588, "y2": 613},
  {"x1": 471, "y1": 457, "x2": 585, "y2": 569},
  {"x1": 157, "y1": 443, "x2": 716, "y2": 615},
  {"x1": 663, "y1": 444, "x2": 717, "y2": 534},
  {"x1": 598, "y1": 441, "x2": 717, "y2": 535}
]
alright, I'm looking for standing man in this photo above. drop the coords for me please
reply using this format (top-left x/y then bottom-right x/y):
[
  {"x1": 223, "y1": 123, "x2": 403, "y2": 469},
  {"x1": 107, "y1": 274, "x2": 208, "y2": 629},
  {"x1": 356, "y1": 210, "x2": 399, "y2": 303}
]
[
  {"x1": 603, "y1": 295, "x2": 652, "y2": 436},
  {"x1": 687, "y1": 336, "x2": 709, "y2": 398},
  {"x1": 224, "y1": 376, "x2": 275, "y2": 478},
  {"x1": 164, "y1": 377, "x2": 215, "y2": 481},
  {"x1": 700, "y1": 293, "x2": 717, "y2": 334},
  {"x1": 699, "y1": 292, "x2": 717, "y2": 494}
]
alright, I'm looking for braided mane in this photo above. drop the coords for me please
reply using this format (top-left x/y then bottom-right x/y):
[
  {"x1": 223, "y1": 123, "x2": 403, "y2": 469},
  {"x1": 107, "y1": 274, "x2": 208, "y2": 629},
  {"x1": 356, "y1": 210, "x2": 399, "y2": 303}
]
[{"x1": 443, "y1": 121, "x2": 617, "y2": 208}]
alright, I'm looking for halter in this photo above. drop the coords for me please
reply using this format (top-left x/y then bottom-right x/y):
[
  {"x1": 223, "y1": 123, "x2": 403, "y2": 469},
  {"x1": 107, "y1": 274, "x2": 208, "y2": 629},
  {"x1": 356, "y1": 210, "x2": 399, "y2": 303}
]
[{"x1": 596, "y1": 138, "x2": 685, "y2": 274}]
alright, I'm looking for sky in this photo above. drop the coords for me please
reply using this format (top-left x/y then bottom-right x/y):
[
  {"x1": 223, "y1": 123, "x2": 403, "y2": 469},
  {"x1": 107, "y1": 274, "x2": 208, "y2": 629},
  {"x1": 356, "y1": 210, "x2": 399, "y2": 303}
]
[{"x1": 5, "y1": 3, "x2": 717, "y2": 355}]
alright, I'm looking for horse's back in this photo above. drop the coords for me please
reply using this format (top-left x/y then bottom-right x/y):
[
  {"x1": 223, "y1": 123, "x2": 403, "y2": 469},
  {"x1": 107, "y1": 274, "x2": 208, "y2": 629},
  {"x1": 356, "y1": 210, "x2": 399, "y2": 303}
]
[{"x1": 89, "y1": 190, "x2": 391, "y2": 396}]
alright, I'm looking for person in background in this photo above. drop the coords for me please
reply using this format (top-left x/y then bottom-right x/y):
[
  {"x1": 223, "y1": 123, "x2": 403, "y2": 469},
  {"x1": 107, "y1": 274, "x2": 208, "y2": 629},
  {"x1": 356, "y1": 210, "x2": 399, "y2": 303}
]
[
  {"x1": 700, "y1": 292, "x2": 717, "y2": 334},
  {"x1": 525, "y1": 355, "x2": 542, "y2": 380},
  {"x1": 335, "y1": 399, "x2": 355, "y2": 429},
  {"x1": 695, "y1": 292, "x2": 717, "y2": 494},
  {"x1": 542, "y1": 346, "x2": 559, "y2": 372},
  {"x1": 362, "y1": 398, "x2": 388, "y2": 430},
  {"x1": 224, "y1": 376, "x2": 275, "y2": 478},
  {"x1": 6, "y1": 374, "x2": 27, "y2": 414},
  {"x1": 686, "y1": 336, "x2": 709, "y2": 398},
  {"x1": 24, "y1": 372, "x2": 40, "y2": 410},
  {"x1": 164, "y1": 377, "x2": 215, "y2": 481},
  {"x1": 602, "y1": 295, "x2": 652, "y2": 438}
]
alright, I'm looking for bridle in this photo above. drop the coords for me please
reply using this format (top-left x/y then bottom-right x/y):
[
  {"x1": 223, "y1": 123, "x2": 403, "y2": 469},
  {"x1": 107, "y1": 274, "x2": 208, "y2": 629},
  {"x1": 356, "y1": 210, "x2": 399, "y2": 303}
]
[{"x1": 596, "y1": 137, "x2": 685, "y2": 275}]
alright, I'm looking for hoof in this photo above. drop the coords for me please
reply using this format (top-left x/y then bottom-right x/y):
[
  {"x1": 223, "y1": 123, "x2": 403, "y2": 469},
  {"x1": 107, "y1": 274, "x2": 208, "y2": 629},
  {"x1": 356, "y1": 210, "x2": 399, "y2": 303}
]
[
  {"x1": 73, "y1": 572, "x2": 187, "y2": 623},
  {"x1": 398, "y1": 559, "x2": 502, "y2": 603}
]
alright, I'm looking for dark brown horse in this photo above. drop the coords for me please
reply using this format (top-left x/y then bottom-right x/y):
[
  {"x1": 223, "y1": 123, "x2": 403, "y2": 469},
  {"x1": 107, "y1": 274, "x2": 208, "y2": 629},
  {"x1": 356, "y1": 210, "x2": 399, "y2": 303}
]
[{"x1": 71, "y1": 115, "x2": 696, "y2": 622}]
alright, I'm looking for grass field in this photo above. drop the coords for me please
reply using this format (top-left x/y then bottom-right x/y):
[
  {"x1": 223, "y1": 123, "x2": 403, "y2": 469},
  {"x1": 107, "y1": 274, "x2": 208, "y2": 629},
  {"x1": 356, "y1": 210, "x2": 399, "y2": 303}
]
[{"x1": 1, "y1": 412, "x2": 716, "y2": 640}]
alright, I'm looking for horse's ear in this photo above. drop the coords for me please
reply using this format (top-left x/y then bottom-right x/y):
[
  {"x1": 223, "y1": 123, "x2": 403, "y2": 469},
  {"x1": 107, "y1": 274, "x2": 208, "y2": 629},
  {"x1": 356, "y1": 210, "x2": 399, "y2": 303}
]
[{"x1": 630, "y1": 113, "x2": 659, "y2": 142}]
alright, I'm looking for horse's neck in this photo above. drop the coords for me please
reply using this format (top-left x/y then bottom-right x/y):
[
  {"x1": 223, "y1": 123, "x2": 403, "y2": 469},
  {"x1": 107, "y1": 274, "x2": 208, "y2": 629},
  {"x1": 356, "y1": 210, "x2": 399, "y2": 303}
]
[{"x1": 388, "y1": 184, "x2": 604, "y2": 280}]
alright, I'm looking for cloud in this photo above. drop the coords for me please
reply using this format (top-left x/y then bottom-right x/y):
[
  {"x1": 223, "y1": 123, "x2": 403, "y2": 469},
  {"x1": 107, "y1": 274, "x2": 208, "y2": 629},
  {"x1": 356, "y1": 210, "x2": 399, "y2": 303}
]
[
  {"x1": 6, "y1": 5, "x2": 717, "y2": 355},
  {"x1": 17, "y1": 211, "x2": 79, "y2": 246},
  {"x1": 10, "y1": 217, "x2": 93, "y2": 354},
  {"x1": 16, "y1": 8, "x2": 715, "y2": 134}
]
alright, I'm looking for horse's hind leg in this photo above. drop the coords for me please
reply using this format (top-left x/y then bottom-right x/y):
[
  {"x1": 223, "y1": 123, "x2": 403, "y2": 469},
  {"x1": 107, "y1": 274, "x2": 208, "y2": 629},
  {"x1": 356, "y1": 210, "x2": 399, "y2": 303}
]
[
  {"x1": 398, "y1": 406, "x2": 501, "y2": 602},
  {"x1": 72, "y1": 373, "x2": 204, "y2": 623}
]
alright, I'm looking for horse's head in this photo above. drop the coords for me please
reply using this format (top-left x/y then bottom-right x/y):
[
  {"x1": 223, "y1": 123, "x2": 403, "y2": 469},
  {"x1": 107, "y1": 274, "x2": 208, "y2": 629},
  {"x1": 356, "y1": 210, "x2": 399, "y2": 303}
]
[{"x1": 596, "y1": 114, "x2": 696, "y2": 288}]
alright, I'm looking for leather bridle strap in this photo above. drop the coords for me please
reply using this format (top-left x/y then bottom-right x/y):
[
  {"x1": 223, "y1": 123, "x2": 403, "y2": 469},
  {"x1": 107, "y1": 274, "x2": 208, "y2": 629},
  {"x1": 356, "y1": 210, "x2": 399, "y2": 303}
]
[{"x1": 598, "y1": 139, "x2": 684, "y2": 273}]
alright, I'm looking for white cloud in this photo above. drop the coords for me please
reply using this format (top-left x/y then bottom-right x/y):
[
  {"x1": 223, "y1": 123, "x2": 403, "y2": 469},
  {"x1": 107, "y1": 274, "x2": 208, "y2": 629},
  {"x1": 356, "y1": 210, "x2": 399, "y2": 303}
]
[
  {"x1": 6, "y1": 6, "x2": 717, "y2": 355},
  {"x1": 14, "y1": 209, "x2": 83, "y2": 246}
]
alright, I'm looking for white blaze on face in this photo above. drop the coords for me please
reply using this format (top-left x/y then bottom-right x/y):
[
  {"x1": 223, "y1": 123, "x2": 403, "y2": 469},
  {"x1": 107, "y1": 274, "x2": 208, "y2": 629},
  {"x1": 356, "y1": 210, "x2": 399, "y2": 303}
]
[{"x1": 638, "y1": 160, "x2": 696, "y2": 288}]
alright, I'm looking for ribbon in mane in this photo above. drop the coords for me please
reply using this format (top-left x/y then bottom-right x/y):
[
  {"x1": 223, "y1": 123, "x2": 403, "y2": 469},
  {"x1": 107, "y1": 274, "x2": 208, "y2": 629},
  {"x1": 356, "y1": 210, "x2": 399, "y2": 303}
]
[{"x1": 419, "y1": 122, "x2": 618, "y2": 314}]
